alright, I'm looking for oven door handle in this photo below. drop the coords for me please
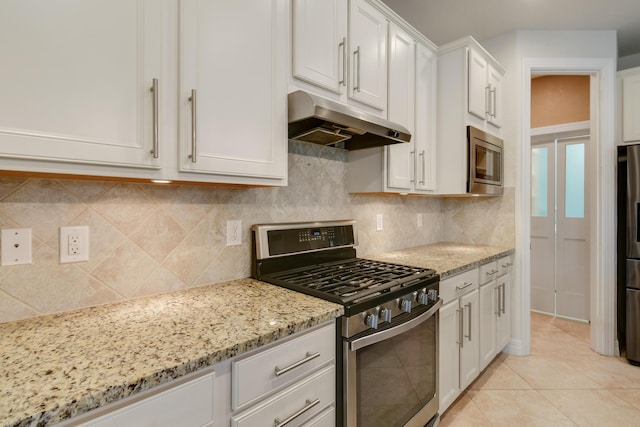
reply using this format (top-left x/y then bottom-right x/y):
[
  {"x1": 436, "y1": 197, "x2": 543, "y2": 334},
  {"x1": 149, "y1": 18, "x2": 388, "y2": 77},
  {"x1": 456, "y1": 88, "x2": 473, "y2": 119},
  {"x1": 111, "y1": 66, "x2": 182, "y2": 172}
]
[{"x1": 349, "y1": 298, "x2": 443, "y2": 351}]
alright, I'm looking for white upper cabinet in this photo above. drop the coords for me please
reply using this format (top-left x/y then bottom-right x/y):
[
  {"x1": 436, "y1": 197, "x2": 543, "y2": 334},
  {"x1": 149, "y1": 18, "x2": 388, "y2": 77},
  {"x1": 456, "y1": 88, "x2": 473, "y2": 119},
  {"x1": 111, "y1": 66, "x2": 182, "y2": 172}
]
[
  {"x1": 0, "y1": 0, "x2": 162, "y2": 170},
  {"x1": 291, "y1": 0, "x2": 388, "y2": 116},
  {"x1": 347, "y1": 11, "x2": 436, "y2": 195},
  {"x1": 467, "y1": 45, "x2": 503, "y2": 129},
  {"x1": 386, "y1": 23, "x2": 416, "y2": 191},
  {"x1": 0, "y1": 0, "x2": 288, "y2": 186},
  {"x1": 348, "y1": 0, "x2": 388, "y2": 112},
  {"x1": 621, "y1": 67, "x2": 640, "y2": 143},
  {"x1": 178, "y1": 0, "x2": 287, "y2": 183},
  {"x1": 291, "y1": 0, "x2": 348, "y2": 95},
  {"x1": 413, "y1": 42, "x2": 437, "y2": 192}
]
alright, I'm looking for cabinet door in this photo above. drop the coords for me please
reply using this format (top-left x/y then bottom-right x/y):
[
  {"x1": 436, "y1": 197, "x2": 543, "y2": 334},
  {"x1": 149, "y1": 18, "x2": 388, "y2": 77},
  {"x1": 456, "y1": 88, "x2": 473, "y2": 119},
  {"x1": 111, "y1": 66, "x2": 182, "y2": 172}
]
[
  {"x1": 348, "y1": 0, "x2": 388, "y2": 112},
  {"x1": 487, "y1": 63, "x2": 503, "y2": 128},
  {"x1": 292, "y1": 0, "x2": 347, "y2": 94},
  {"x1": 467, "y1": 47, "x2": 488, "y2": 121},
  {"x1": 438, "y1": 299, "x2": 461, "y2": 413},
  {"x1": 479, "y1": 282, "x2": 497, "y2": 371},
  {"x1": 179, "y1": 0, "x2": 287, "y2": 182},
  {"x1": 459, "y1": 289, "x2": 479, "y2": 390},
  {"x1": 414, "y1": 42, "x2": 437, "y2": 192},
  {"x1": 497, "y1": 272, "x2": 511, "y2": 351},
  {"x1": 623, "y1": 72, "x2": 640, "y2": 142},
  {"x1": 386, "y1": 23, "x2": 415, "y2": 191},
  {"x1": 0, "y1": 0, "x2": 162, "y2": 169}
]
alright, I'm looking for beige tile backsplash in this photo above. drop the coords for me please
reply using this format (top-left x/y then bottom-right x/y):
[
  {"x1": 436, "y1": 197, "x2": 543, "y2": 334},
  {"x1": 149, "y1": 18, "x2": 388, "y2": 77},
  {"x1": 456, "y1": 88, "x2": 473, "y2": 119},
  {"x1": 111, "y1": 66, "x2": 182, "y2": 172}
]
[{"x1": 0, "y1": 141, "x2": 514, "y2": 322}]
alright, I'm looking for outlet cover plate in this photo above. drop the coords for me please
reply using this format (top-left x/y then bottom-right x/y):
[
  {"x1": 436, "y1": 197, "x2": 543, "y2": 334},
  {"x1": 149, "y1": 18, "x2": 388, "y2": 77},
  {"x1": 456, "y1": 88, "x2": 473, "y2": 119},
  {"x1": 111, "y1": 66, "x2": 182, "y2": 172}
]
[
  {"x1": 1, "y1": 228, "x2": 32, "y2": 266},
  {"x1": 226, "y1": 220, "x2": 242, "y2": 246},
  {"x1": 60, "y1": 226, "x2": 89, "y2": 263}
]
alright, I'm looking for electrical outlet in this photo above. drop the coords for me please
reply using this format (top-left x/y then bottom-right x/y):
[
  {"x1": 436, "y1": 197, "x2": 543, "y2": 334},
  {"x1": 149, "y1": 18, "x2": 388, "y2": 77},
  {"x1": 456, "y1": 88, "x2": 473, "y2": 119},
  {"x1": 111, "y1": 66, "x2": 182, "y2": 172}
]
[
  {"x1": 417, "y1": 213, "x2": 423, "y2": 228},
  {"x1": 1, "y1": 228, "x2": 32, "y2": 266},
  {"x1": 60, "y1": 226, "x2": 89, "y2": 263},
  {"x1": 227, "y1": 220, "x2": 242, "y2": 246},
  {"x1": 376, "y1": 214, "x2": 383, "y2": 231}
]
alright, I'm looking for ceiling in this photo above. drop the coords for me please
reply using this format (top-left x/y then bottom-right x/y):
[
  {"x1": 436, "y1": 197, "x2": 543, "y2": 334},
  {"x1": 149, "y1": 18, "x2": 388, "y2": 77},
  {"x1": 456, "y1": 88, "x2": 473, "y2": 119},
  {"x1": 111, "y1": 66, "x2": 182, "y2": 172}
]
[{"x1": 381, "y1": 0, "x2": 640, "y2": 57}]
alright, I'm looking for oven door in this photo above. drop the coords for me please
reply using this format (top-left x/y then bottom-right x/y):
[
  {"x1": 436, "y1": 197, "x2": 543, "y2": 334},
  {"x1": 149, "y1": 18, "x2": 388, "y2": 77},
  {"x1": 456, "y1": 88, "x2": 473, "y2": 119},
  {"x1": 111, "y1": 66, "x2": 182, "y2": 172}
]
[
  {"x1": 468, "y1": 126, "x2": 503, "y2": 195},
  {"x1": 343, "y1": 299, "x2": 442, "y2": 427}
]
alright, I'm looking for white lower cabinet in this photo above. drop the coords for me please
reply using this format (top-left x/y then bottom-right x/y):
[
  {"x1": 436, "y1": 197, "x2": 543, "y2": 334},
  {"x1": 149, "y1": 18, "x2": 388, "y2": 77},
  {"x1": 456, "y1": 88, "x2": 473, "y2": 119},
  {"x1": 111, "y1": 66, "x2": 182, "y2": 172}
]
[
  {"x1": 479, "y1": 256, "x2": 512, "y2": 371},
  {"x1": 64, "y1": 369, "x2": 216, "y2": 427},
  {"x1": 438, "y1": 268, "x2": 480, "y2": 413},
  {"x1": 61, "y1": 321, "x2": 336, "y2": 427}
]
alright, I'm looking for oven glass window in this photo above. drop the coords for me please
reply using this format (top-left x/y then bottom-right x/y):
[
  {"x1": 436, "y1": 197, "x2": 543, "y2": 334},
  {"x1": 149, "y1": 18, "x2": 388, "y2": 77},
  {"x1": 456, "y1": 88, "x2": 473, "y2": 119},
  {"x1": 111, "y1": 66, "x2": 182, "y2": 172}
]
[
  {"x1": 356, "y1": 314, "x2": 436, "y2": 427},
  {"x1": 475, "y1": 144, "x2": 502, "y2": 182}
]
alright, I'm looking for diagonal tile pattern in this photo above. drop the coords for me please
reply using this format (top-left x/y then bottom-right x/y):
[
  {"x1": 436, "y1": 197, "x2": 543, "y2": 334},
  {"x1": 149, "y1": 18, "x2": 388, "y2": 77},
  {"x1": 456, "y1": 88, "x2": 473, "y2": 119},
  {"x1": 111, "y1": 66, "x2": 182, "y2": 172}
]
[
  {"x1": 440, "y1": 312, "x2": 640, "y2": 426},
  {"x1": 0, "y1": 141, "x2": 515, "y2": 323}
]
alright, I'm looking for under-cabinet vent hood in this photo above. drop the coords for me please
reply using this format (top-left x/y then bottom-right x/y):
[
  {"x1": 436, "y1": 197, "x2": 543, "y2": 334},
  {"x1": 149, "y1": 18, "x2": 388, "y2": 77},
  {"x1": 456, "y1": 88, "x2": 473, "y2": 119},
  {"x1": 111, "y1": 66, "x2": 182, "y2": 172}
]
[{"x1": 287, "y1": 90, "x2": 411, "y2": 150}]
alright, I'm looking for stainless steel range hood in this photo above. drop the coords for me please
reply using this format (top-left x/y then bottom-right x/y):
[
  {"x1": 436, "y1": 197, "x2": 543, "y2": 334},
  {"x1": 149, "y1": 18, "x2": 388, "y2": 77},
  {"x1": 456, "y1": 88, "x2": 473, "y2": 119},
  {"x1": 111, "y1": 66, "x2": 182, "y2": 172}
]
[{"x1": 288, "y1": 90, "x2": 411, "y2": 150}]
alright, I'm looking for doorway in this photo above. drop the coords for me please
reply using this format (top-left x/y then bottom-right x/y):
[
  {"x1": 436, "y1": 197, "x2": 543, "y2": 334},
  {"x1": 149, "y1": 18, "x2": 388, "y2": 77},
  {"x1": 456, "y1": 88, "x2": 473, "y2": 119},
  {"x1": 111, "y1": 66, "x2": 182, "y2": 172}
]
[{"x1": 530, "y1": 129, "x2": 590, "y2": 321}]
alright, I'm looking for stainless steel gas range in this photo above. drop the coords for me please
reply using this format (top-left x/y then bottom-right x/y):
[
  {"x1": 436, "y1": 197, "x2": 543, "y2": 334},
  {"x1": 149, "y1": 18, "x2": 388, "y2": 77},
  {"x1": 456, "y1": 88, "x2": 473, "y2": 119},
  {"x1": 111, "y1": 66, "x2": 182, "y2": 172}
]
[{"x1": 251, "y1": 220, "x2": 442, "y2": 427}]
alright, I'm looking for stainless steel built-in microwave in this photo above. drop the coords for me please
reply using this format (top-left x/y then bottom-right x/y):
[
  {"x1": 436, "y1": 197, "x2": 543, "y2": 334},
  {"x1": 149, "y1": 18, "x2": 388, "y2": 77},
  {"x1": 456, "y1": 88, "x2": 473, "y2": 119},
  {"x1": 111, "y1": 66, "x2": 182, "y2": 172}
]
[{"x1": 467, "y1": 126, "x2": 504, "y2": 195}]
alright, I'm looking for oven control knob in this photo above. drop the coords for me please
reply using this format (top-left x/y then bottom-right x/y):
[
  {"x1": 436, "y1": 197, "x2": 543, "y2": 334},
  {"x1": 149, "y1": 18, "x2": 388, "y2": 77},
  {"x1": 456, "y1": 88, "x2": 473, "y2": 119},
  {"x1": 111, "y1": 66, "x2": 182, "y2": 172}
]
[
  {"x1": 400, "y1": 297, "x2": 413, "y2": 313},
  {"x1": 380, "y1": 308, "x2": 392, "y2": 323},
  {"x1": 428, "y1": 289, "x2": 438, "y2": 302},
  {"x1": 365, "y1": 312, "x2": 379, "y2": 329},
  {"x1": 417, "y1": 289, "x2": 429, "y2": 305}
]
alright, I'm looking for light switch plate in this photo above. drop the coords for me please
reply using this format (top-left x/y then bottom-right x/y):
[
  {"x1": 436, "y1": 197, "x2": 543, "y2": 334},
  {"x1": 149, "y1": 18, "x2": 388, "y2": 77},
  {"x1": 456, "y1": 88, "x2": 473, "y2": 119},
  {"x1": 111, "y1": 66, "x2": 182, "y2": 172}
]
[
  {"x1": 60, "y1": 226, "x2": 89, "y2": 263},
  {"x1": 376, "y1": 214, "x2": 383, "y2": 231},
  {"x1": 417, "y1": 213, "x2": 423, "y2": 228},
  {"x1": 1, "y1": 228, "x2": 32, "y2": 266}
]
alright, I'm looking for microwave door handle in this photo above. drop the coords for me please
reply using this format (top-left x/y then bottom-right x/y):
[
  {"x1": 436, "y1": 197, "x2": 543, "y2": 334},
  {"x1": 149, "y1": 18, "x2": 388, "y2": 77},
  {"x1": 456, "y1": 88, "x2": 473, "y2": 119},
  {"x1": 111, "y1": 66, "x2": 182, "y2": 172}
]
[{"x1": 349, "y1": 299, "x2": 443, "y2": 351}]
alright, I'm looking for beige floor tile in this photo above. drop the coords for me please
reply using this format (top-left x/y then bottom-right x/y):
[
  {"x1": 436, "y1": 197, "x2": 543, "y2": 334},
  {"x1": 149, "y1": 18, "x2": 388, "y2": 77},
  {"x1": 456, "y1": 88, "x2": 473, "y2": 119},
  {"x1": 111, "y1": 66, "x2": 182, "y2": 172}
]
[
  {"x1": 611, "y1": 389, "x2": 640, "y2": 411},
  {"x1": 504, "y1": 353, "x2": 601, "y2": 390},
  {"x1": 540, "y1": 389, "x2": 640, "y2": 426},
  {"x1": 439, "y1": 391, "x2": 492, "y2": 427},
  {"x1": 469, "y1": 355, "x2": 532, "y2": 390},
  {"x1": 471, "y1": 390, "x2": 577, "y2": 426}
]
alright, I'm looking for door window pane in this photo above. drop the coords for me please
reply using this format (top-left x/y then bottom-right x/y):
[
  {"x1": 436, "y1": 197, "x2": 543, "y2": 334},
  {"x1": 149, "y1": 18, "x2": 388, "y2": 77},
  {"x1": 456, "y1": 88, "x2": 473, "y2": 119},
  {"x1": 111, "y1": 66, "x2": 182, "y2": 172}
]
[
  {"x1": 565, "y1": 143, "x2": 585, "y2": 218},
  {"x1": 531, "y1": 147, "x2": 548, "y2": 217}
]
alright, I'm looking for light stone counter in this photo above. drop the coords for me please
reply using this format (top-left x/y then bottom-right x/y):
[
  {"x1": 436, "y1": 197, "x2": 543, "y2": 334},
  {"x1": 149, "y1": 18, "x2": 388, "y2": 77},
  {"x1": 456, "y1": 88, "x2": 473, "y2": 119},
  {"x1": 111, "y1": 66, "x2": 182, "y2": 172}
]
[
  {"x1": 0, "y1": 279, "x2": 343, "y2": 427},
  {"x1": 368, "y1": 242, "x2": 515, "y2": 278}
]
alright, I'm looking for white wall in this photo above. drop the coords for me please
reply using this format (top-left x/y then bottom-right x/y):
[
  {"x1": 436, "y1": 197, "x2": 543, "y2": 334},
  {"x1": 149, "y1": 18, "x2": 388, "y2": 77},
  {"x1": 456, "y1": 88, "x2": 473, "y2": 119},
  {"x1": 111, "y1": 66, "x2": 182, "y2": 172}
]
[{"x1": 480, "y1": 30, "x2": 617, "y2": 356}]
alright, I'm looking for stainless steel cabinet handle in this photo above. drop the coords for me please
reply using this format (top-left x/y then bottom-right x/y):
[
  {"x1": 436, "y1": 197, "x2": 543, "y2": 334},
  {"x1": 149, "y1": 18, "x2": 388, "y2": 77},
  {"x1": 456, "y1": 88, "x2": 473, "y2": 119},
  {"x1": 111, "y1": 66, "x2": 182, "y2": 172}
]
[
  {"x1": 419, "y1": 150, "x2": 426, "y2": 185},
  {"x1": 456, "y1": 281, "x2": 474, "y2": 291},
  {"x1": 501, "y1": 283, "x2": 506, "y2": 315},
  {"x1": 150, "y1": 78, "x2": 159, "y2": 159},
  {"x1": 485, "y1": 84, "x2": 491, "y2": 115},
  {"x1": 410, "y1": 150, "x2": 416, "y2": 183},
  {"x1": 458, "y1": 307, "x2": 464, "y2": 348},
  {"x1": 491, "y1": 87, "x2": 497, "y2": 118},
  {"x1": 274, "y1": 398, "x2": 320, "y2": 427},
  {"x1": 339, "y1": 37, "x2": 347, "y2": 86},
  {"x1": 354, "y1": 46, "x2": 361, "y2": 92},
  {"x1": 502, "y1": 262, "x2": 512, "y2": 268},
  {"x1": 485, "y1": 269, "x2": 498, "y2": 276},
  {"x1": 465, "y1": 302, "x2": 472, "y2": 342},
  {"x1": 495, "y1": 286, "x2": 501, "y2": 316},
  {"x1": 274, "y1": 351, "x2": 320, "y2": 377},
  {"x1": 188, "y1": 89, "x2": 197, "y2": 163}
]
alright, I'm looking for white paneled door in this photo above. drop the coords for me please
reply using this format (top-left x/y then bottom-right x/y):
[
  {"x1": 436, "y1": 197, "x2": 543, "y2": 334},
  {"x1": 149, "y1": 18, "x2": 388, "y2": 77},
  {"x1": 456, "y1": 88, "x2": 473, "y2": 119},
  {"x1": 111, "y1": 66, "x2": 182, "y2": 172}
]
[{"x1": 530, "y1": 135, "x2": 590, "y2": 321}]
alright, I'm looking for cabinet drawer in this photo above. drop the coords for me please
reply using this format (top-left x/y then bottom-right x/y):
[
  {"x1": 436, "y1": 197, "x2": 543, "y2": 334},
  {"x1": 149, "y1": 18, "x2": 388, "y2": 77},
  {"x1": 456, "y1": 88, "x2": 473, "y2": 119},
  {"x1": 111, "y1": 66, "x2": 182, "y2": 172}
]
[
  {"x1": 440, "y1": 268, "x2": 478, "y2": 304},
  {"x1": 479, "y1": 261, "x2": 498, "y2": 285},
  {"x1": 70, "y1": 370, "x2": 215, "y2": 427},
  {"x1": 497, "y1": 255, "x2": 513, "y2": 276},
  {"x1": 232, "y1": 323, "x2": 335, "y2": 410},
  {"x1": 231, "y1": 365, "x2": 335, "y2": 427}
]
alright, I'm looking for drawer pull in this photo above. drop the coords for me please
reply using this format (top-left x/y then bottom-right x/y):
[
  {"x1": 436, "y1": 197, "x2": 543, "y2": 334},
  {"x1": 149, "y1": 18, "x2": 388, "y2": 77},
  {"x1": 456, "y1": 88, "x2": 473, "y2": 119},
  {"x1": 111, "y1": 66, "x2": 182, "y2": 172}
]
[
  {"x1": 485, "y1": 269, "x2": 498, "y2": 276},
  {"x1": 455, "y1": 281, "x2": 474, "y2": 291},
  {"x1": 274, "y1": 398, "x2": 320, "y2": 427},
  {"x1": 274, "y1": 351, "x2": 320, "y2": 377},
  {"x1": 502, "y1": 262, "x2": 512, "y2": 268}
]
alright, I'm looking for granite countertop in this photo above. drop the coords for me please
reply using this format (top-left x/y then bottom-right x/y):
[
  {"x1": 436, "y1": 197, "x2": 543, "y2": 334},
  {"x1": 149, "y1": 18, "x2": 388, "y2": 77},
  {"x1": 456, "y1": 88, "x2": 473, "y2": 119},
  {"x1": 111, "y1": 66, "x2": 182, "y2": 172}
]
[
  {"x1": 0, "y1": 242, "x2": 513, "y2": 427},
  {"x1": 367, "y1": 242, "x2": 515, "y2": 278},
  {"x1": 0, "y1": 279, "x2": 343, "y2": 427}
]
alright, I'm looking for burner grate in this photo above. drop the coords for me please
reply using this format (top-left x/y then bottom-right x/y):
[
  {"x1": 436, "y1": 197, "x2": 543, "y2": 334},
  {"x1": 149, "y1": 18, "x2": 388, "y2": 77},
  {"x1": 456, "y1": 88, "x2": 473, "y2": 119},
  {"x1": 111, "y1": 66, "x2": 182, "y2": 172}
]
[{"x1": 267, "y1": 258, "x2": 435, "y2": 302}]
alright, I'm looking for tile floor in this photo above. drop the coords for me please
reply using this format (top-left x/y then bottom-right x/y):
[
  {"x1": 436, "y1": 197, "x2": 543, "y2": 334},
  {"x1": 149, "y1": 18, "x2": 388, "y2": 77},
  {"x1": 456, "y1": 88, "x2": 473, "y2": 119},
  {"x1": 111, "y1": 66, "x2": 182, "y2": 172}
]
[{"x1": 439, "y1": 311, "x2": 640, "y2": 426}]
